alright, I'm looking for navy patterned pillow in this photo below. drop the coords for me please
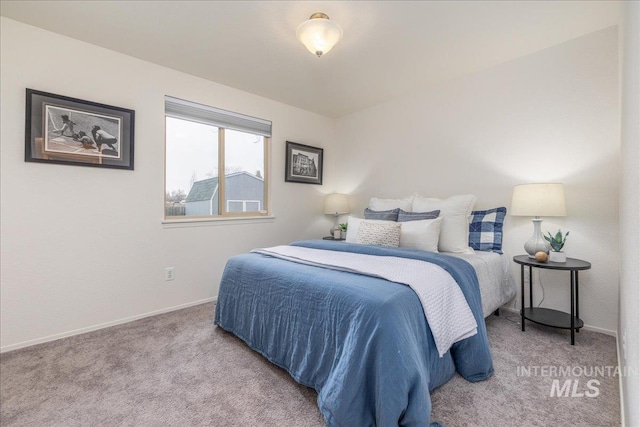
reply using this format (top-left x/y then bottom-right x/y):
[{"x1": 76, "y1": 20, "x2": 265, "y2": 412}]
[
  {"x1": 397, "y1": 209, "x2": 440, "y2": 222},
  {"x1": 364, "y1": 208, "x2": 399, "y2": 221},
  {"x1": 468, "y1": 207, "x2": 507, "y2": 253}
]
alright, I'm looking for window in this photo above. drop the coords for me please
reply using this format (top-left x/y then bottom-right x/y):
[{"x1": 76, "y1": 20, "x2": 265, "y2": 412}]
[{"x1": 164, "y1": 96, "x2": 271, "y2": 220}]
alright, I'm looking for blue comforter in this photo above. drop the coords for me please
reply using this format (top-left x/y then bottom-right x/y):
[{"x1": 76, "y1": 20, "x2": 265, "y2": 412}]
[{"x1": 214, "y1": 240, "x2": 493, "y2": 426}]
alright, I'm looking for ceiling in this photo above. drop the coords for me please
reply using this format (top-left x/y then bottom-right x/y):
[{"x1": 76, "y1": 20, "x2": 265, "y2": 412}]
[{"x1": 0, "y1": 1, "x2": 621, "y2": 118}]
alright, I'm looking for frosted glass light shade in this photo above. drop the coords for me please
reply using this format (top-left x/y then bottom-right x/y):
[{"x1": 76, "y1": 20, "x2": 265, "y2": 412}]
[
  {"x1": 324, "y1": 194, "x2": 349, "y2": 215},
  {"x1": 296, "y1": 13, "x2": 343, "y2": 57},
  {"x1": 511, "y1": 183, "x2": 566, "y2": 217}
]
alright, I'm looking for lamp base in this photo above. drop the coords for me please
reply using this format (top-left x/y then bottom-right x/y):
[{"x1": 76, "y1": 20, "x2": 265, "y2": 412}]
[
  {"x1": 330, "y1": 214, "x2": 340, "y2": 237},
  {"x1": 524, "y1": 218, "x2": 550, "y2": 258}
]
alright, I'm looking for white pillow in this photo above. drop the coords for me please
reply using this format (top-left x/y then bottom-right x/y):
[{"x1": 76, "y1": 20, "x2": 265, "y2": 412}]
[
  {"x1": 346, "y1": 216, "x2": 392, "y2": 243},
  {"x1": 347, "y1": 216, "x2": 442, "y2": 253},
  {"x1": 412, "y1": 195, "x2": 476, "y2": 254},
  {"x1": 356, "y1": 221, "x2": 401, "y2": 247},
  {"x1": 399, "y1": 217, "x2": 443, "y2": 253},
  {"x1": 369, "y1": 195, "x2": 414, "y2": 212}
]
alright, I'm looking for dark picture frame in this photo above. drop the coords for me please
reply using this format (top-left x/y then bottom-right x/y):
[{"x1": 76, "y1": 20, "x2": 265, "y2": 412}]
[
  {"x1": 285, "y1": 141, "x2": 323, "y2": 185},
  {"x1": 25, "y1": 89, "x2": 135, "y2": 170}
]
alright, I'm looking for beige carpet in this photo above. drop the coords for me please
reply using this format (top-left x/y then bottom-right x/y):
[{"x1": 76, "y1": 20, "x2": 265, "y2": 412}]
[{"x1": 0, "y1": 303, "x2": 620, "y2": 426}]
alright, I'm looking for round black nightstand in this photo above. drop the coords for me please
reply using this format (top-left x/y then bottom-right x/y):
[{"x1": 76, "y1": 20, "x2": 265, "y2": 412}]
[
  {"x1": 513, "y1": 255, "x2": 591, "y2": 345},
  {"x1": 322, "y1": 236, "x2": 345, "y2": 241}
]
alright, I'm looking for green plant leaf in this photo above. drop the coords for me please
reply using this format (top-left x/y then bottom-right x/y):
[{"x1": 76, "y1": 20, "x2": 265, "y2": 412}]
[{"x1": 545, "y1": 229, "x2": 569, "y2": 251}]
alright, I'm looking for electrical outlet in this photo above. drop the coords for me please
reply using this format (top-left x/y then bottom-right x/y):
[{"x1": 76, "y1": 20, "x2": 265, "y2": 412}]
[{"x1": 165, "y1": 267, "x2": 175, "y2": 281}]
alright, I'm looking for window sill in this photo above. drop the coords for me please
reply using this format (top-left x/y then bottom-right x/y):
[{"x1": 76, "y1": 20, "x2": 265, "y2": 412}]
[{"x1": 162, "y1": 215, "x2": 275, "y2": 228}]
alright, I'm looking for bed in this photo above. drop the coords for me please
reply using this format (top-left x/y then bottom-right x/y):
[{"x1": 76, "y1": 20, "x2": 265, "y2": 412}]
[
  {"x1": 449, "y1": 250, "x2": 516, "y2": 317},
  {"x1": 214, "y1": 239, "x2": 516, "y2": 426}
]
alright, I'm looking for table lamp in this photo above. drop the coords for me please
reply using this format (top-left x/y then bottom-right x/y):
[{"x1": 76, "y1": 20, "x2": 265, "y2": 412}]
[
  {"x1": 511, "y1": 183, "x2": 566, "y2": 258},
  {"x1": 324, "y1": 194, "x2": 349, "y2": 237}
]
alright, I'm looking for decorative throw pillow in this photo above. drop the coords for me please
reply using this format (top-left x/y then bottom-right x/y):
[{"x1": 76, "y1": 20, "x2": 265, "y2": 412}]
[
  {"x1": 364, "y1": 208, "x2": 400, "y2": 221},
  {"x1": 412, "y1": 194, "x2": 477, "y2": 254},
  {"x1": 346, "y1": 217, "x2": 390, "y2": 243},
  {"x1": 369, "y1": 196, "x2": 414, "y2": 212},
  {"x1": 468, "y1": 207, "x2": 507, "y2": 254},
  {"x1": 397, "y1": 209, "x2": 440, "y2": 222},
  {"x1": 399, "y1": 217, "x2": 443, "y2": 253},
  {"x1": 356, "y1": 221, "x2": 401, "y2": 247}
]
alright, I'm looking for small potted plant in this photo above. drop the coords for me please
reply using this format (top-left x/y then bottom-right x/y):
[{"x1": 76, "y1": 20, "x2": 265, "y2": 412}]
[
  {"x1": 544, "y1": 229, "x2": 569, "y2": 262},
  {"x1": 339, "y1": 223, "x2": 348, "y2": 239}
]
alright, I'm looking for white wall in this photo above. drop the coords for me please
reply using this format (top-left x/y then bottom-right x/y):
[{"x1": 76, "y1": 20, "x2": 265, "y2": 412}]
[
  {"x1": 0, "y1": 18, "x2": 337, "y2": 351},
  {"x1": 0, "y1": 17, "x2": 625, "y2": 350},
  {"x1": 335, "y1": 27, "x2": 620, "y2": 333},
  {"x1": 619, "y1": 2, "x2": 640, "y2": 426}
]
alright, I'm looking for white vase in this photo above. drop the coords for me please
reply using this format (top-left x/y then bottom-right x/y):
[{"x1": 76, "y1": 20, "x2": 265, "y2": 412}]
[
  {"x1": 524, "y1": 218, "x2": 550, "y2": 258},
  {"x1": 549, "y1": 251, "x2": 567, "y2": 263}
]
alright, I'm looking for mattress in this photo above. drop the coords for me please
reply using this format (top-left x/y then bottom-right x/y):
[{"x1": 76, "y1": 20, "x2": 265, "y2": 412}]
[{"x1": 449, "y1": 250, "x2": 517, "y2": 317}]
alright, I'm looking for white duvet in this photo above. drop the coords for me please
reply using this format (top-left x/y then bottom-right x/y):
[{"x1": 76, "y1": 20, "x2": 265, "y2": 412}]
[{"x1": 253, "y1": 245, "x2": 478, "y2": 357}]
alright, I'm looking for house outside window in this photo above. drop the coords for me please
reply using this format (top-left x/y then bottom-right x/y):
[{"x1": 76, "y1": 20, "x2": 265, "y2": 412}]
[
  {"x1": 164, "y1": 96, "x2": 271, "y2": 220},
  {"x1": 226, "y1": 199, "x2": 261, "y2": 213}
]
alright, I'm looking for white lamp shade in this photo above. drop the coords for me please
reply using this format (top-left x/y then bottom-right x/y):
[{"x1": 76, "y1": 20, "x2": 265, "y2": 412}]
[
  {"x1": 324, "y1": 193, "x2": 349, "y2": 215},
  {"x1": 296, "y1": 13, "x2": 343, "y2": 57},
  {"x1": 511, "y1": 183, "x2": 567, "y2": 217}
]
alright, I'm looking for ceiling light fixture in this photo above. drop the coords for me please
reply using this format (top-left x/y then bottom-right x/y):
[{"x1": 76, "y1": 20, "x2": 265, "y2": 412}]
[{"x1": 296, "y1": 12, "x2": 343, "y2": 57}]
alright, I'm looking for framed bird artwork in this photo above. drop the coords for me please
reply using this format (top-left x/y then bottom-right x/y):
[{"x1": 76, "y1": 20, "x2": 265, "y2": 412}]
[{"x1": 25, "y1": 89, "x2": 135, "y2": 170}]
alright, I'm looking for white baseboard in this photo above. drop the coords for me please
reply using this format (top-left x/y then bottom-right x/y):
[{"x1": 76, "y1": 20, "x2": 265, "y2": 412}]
[
  {"x1": 581, "y1": 323, "x2": 617, "y2": 337},
  {"x1": 616, "y1": 329, "x2": 626, "y2": 427},
  {"x1": 0, "y1": 297, "x2": 217, "y2": 354},
  {"x1": 498, "y1": 306, "x2": 617, "y2": 337}
]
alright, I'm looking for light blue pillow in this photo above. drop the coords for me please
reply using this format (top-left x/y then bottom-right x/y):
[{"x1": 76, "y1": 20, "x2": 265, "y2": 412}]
[
  {"x1": 397, "y1": 209, "x2": 440, "y2": 222},
  {"x1": 363, "y1": 208, "x2": 399, "y2": 221},
  {"x1": 468, "y1": 207, "x2": 507, "y2": 253}
]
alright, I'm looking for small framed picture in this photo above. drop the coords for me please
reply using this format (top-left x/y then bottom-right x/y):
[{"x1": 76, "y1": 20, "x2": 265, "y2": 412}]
[
  {"x1": 285, "y1": 141, "x2": 323, "y2": 185},
  {"x1": 25, "y1": 89, "x2": 135, "y2": 170}
]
